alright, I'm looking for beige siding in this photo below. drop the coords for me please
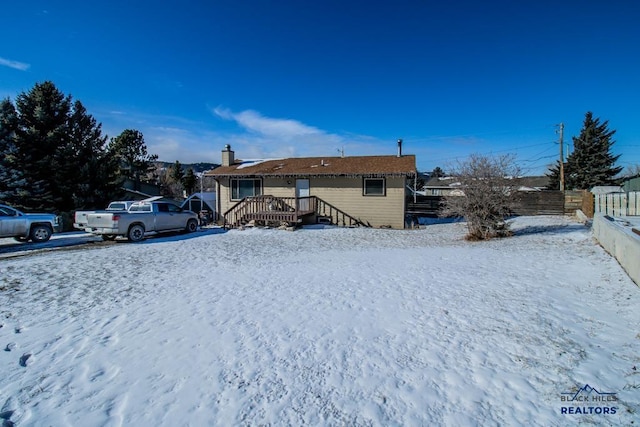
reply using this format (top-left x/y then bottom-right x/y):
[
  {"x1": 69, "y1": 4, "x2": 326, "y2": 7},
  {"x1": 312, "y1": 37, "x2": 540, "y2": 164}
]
[
  {"x1": 263, "y1": 177, "x2": 297, "y2": 198},
  {"x1": 217, "y1": 177, "x2": 294, "y2": 215},
  {"x1": 309, "y1": 177, "x2": 406, "y2": 228},
  {"x1": 216, "y1": 176, "x2": 407, "y2": 229}
]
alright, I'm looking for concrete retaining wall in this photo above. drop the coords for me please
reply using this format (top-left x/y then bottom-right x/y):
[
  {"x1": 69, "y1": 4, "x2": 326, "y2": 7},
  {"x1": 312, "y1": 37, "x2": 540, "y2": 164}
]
[{"x1": 592, "y1": 214, "x2": 640, "y2": 286}]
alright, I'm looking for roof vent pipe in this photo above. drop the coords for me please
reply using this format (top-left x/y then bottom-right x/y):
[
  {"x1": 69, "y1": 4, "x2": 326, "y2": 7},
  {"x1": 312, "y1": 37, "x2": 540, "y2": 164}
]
[{"x1": 397, "y1": 139, "x2": 403, "y2": 157}]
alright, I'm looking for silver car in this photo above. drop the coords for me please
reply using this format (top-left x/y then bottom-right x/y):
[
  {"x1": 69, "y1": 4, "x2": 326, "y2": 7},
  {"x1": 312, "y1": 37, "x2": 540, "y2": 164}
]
[{"x1": 0, "y1": 204, "x2": 62, "y2": 243}]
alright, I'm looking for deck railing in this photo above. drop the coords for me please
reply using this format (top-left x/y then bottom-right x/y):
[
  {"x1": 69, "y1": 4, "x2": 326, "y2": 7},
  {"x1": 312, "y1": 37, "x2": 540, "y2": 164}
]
[
  {"x1": 314, "y1": 198, "x2": 369, "y2": 227},
  {"x1": 223, "y1": 195, "x2": 368, "y2": 228},
  {"x1": 223, "y1": 195, "x2": 316, "y2": 228}
]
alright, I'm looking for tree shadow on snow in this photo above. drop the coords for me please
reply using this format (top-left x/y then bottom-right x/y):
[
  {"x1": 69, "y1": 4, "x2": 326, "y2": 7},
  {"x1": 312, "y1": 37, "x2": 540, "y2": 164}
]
[
  {"x1": 0, "y1": 231, "x2": 103, "y2": 258},
  {"x1": 129, "y1": 226, "x2": 228, "y2": 244},
  {"x1": 511, "y1": 223, "x2": 585, "y2": 237},
  {"x1": 0, "y1": 227, "x2": 228, "y2": 257}
]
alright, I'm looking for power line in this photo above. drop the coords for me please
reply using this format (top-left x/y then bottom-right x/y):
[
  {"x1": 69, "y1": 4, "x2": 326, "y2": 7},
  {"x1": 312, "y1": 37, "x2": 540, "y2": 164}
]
[{"x1": 425, "y1": 142, "x2": 551, "y2": 164}]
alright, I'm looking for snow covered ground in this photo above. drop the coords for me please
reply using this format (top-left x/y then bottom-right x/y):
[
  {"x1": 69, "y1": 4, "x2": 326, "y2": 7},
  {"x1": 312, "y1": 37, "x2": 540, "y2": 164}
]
[{"x1": 0, "y1": 216, "x2": 639, "y2": 426}]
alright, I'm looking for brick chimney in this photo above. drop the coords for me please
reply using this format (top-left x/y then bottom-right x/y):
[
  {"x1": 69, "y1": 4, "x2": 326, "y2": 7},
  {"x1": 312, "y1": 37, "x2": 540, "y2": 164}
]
[{"x1": 222, "y1": 144, "x2": 235, "y2": 166}]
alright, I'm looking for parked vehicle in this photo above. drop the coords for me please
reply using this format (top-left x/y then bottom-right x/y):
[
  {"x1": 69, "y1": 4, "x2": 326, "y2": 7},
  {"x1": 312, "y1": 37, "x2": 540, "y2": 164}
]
[
  {"x1": 73, "y1": 200, "x2": 139, "y2": 230},
  {"x1": 0, "y1": 204, "x2": 62, "y2": 243},
  {"x1": 83, "y1": 200, "x2": 199, "y2": 242}
]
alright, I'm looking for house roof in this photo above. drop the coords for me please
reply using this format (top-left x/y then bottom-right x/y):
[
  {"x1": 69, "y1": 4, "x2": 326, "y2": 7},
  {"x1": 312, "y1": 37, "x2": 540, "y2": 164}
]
[
  {"x1": 205, "y1": 155, "x2": 417, "y2": 178},
  {"x1": 514, "y1": 176, "x2": 551, "y2": 189},
  {"x1": 423, "y1": 175, "x2": 550, "y2": 190},
  {"x1": 423, "y1": 176, "x2": 461, "y2": 189}
]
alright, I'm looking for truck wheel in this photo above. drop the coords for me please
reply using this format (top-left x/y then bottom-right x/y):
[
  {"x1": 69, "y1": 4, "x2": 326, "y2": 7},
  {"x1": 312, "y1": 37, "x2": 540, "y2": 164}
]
[
  {"x1": 186, "y1": 219, "x2": 198, "y2": 233},
  {"x1": 30, "y1": 225, "x2": 53, "y2": 243},
  {"x1": 127, "y1": 224, "x2": 145, "y2": 242},
  {"x1": 101, "y1": 234, "x2": 117, "y2": 241}
]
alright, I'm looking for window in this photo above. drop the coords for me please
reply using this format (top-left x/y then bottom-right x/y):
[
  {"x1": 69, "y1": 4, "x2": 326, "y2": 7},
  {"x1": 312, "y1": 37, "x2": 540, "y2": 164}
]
[
  {"x1": 0, "y1": 207, "x2": 16, "y2": 216},
  {"x1": 231, "y1": 179, "x2": 262, "y2": 200},
  {"x1": 130, "y1": 203, "x2": 152, "y2": 212},
  {"x1": 363, "y1": 178, "x2": 385, "y2": 196}
]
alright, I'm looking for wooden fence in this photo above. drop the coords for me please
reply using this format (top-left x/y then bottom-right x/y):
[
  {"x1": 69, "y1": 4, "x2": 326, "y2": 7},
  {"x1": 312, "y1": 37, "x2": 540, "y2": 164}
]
[
  {"x1": 512, "y1": 191, "x2": 565, "y2": 216},
  {"x1": 581, "y1": 190, "x2": 595, "y2": 217},
  {"x1": 594, "y1": 192, "x2": 640, "y2": 217},
  {"x1": 405, "y1": 195, "x2": 444, "y2": 216},
  {"x1": 407, "y1": 190, "x2": 581, "y2": 217}
]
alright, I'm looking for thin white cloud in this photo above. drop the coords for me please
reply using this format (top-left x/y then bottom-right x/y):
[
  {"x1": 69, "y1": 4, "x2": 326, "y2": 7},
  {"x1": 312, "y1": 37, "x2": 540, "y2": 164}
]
[
  {"x1": 0, "y1": 57, "x2": 30, "y2": 71},
  {"x1": 210, "y1": 106, "x2": 394, "y2": 160},
  {"x1": 213, "y1": 107, "x2": 322, "y2": 140},
  {"x1": 97, "y1": 105, "x2": 397, "y2": 165}
]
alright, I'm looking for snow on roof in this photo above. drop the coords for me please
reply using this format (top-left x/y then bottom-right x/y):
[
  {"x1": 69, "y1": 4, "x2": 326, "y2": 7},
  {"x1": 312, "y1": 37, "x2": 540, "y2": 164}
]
[{"x1": 235, "y1": 158, "x2": 284, "y2": 169}]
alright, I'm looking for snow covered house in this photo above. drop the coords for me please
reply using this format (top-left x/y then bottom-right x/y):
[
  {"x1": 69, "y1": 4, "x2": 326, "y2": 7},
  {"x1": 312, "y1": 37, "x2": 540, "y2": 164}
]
[{"x1": 205, "y1": 144, "x2": 417, "y2": 229}]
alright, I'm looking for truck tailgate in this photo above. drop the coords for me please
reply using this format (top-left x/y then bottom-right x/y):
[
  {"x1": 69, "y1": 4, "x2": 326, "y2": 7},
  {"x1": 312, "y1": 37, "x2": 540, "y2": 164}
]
[{"x1": 86, "y1": 213, "x2": 119, "y2": 228}]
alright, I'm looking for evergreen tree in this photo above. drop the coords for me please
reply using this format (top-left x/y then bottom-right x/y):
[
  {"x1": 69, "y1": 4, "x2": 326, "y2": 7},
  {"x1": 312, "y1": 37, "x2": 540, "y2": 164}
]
[
  {"x1": 431, "y1": 166, "x2": 446, "y2": 178},
  {"x1": 182, "y1": 168, "x2": 197, "y2": 195},
  {"x1": 0, "y1": 82, "x2": 122, "y2": 212},
  {"x1": 12, "y1": 81, "x2": 72, "y2": 211},
  {"x1": 568, "y1": 112, "x2": 622, "y2": 189},
  {"x1": 0, "y1": 98, "x2": 20, "y2": 202},
  {"x1": 68, "y1": 100, "x2": 122, "y2": 209},
  {"x1": 170, "y1": 161, "x2": 185, "y2": 184},
  {"x1": 548, "y1": 112, "x2": 622, "y2": 190},
  {"x1": 108, "y1": 129, "x2": 158, "y2": 190},
  {"x1": 545, "y1": 160, "x2": 569, "y2": 190}
]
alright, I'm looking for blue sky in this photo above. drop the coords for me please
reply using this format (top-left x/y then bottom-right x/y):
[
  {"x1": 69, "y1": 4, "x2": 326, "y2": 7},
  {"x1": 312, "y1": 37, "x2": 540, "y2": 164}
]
[{"x1": 1, "y1": 1, "x2": 639, "y2": 175}]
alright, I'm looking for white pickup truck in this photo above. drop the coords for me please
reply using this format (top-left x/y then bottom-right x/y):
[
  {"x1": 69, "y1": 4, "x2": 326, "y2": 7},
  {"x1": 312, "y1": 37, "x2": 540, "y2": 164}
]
[
  {"x1": 73, "y1": 200, "x2": 138, "y2": 230},
  {"x1": 83, "y1": 200, "x2": 199, "y2": 242}
]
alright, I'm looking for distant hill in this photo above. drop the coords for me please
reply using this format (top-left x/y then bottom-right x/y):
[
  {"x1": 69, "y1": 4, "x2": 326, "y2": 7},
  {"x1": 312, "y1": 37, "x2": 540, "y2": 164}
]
[{"x1": 156, "y1": 162, "x2": 220, "y2": 173}]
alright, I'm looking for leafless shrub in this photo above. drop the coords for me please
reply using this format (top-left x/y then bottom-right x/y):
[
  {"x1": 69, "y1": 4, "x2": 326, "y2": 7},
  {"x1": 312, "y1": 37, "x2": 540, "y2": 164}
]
[{"x1": 441, "y1": 154, "x2": 522, "y2": 240}]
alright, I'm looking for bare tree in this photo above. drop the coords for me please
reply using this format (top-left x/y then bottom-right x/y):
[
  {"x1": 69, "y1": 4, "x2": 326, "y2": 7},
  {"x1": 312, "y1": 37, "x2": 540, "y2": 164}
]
[
  {"x1": 622, "y1": 164, "x2": 640, "y2": 179},
  {"x1": 150, "y1": 163, "x2": 183, "y2": 199},
  {"x1": 441, "y1": 154, "x2": 522, "y2": 240}
]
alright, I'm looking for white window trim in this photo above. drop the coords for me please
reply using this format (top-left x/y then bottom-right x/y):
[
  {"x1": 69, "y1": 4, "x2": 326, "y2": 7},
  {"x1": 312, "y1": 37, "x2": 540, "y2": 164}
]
[{"x1": 230, "y1": 178, "x2": 263, "y2": 201}]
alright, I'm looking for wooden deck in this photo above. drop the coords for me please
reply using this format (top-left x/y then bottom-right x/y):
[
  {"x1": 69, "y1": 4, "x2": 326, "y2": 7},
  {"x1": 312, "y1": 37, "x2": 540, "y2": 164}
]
[
  {"x1": 223, "y1": 195, "x2": 368, "y2": 229},
  {"x1": 224, "y1": 196, "x2": 316, "y2": 227}
]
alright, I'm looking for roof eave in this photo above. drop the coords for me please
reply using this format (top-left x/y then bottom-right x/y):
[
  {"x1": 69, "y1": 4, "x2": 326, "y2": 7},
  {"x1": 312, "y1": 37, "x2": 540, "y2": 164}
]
[{"x1": 206, "y1": 171, "x2": 416, "y2": 178}]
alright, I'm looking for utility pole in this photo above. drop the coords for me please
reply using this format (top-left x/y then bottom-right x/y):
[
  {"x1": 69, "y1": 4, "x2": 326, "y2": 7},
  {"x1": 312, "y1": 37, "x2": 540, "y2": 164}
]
[{"x1": 558, "y1": 122, "x2": 565, "y2": 191}]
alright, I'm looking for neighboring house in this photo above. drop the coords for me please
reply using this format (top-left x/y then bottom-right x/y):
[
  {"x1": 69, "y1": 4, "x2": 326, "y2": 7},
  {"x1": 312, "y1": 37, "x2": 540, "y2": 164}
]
[
  {"x1": 205, "y1": 145, "x2": 417, "y2": 229},
  {"x1": 422, "y1": 175, "x2": 550, "y2": 196},
  {"x1": 422, "y1": 177, "x2": 464, "y2": 196},
  {"x1": 513, "y1": 176, "x2": 551, "y2": 192},
  {"x1": 622, "y1": 176, "x2": 640, "y2": 193}
]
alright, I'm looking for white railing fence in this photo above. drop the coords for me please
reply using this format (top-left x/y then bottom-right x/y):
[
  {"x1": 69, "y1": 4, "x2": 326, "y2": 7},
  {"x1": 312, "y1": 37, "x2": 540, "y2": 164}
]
[{"x1": 594, "y1": 192, "x2": 640, "y2": 217}]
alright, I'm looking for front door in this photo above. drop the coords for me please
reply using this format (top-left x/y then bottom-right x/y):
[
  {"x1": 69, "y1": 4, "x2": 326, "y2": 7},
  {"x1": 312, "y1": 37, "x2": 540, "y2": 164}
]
[{"x1": 296, "y1": 179, "x2": 310, "y2": 211}]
